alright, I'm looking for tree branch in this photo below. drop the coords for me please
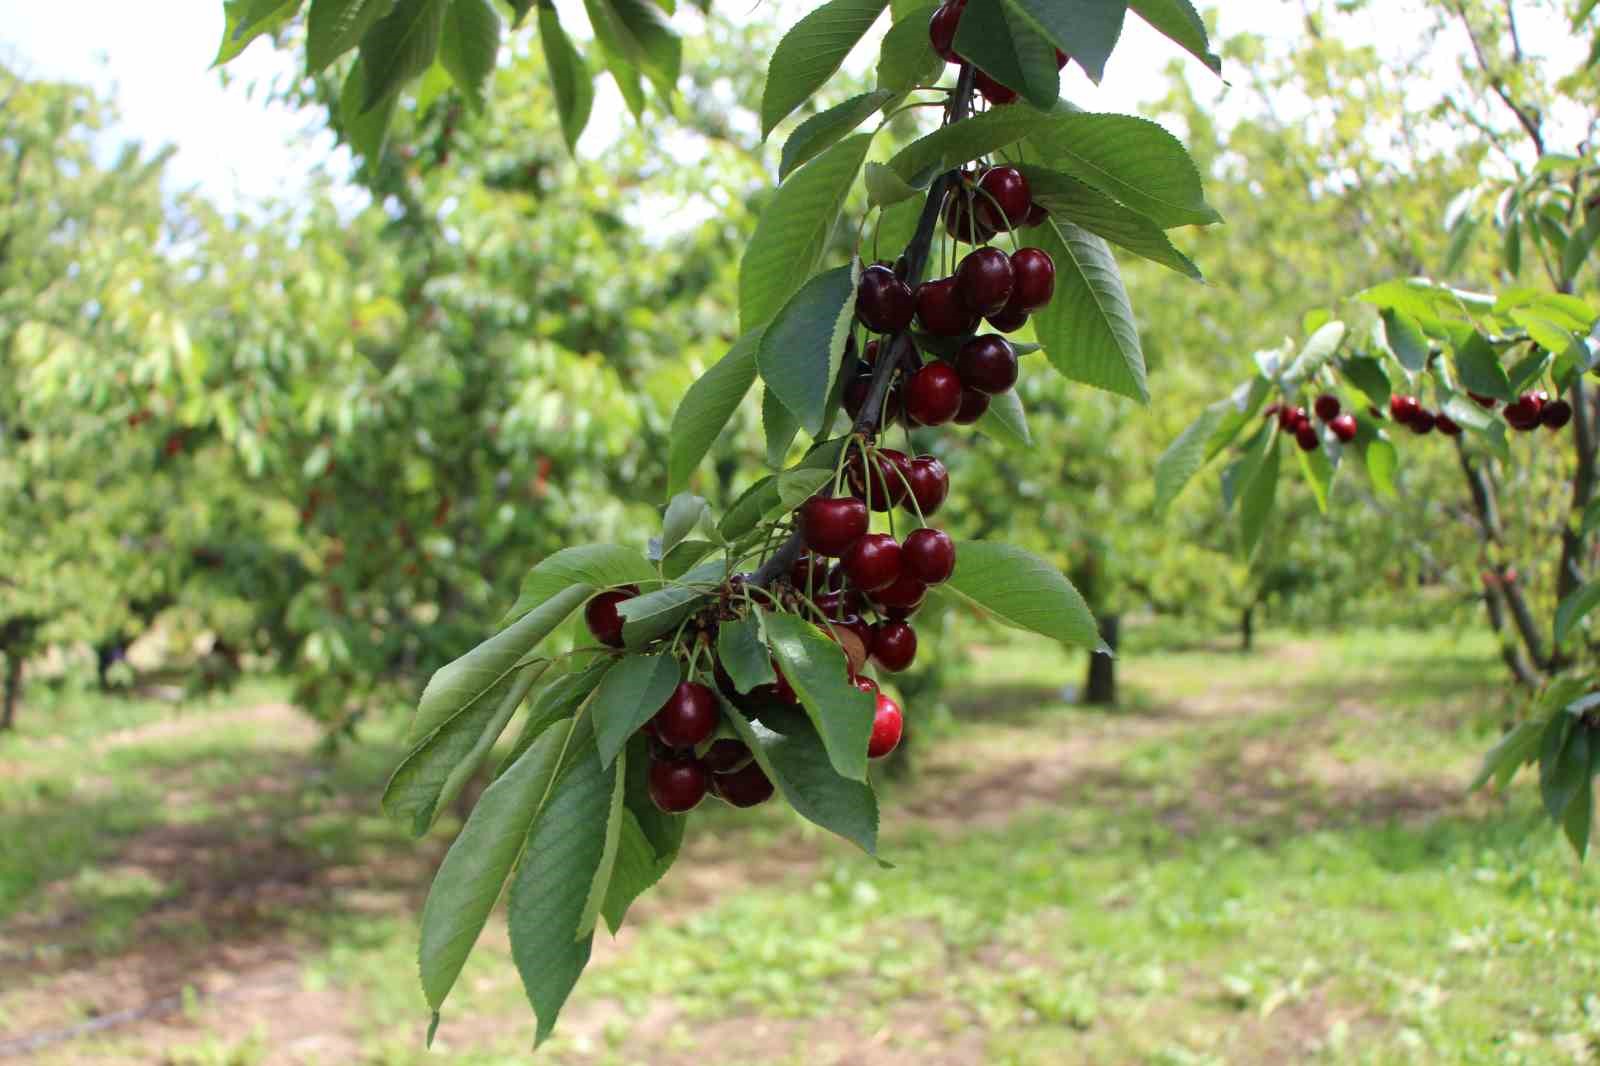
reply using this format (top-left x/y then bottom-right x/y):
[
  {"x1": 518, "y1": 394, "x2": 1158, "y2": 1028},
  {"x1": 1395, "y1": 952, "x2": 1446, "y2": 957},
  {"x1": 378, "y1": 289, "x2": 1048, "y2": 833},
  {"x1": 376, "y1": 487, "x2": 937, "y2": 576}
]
[{"x1": 1450, "y1": 0, "x2": 1545, "y2": 157}]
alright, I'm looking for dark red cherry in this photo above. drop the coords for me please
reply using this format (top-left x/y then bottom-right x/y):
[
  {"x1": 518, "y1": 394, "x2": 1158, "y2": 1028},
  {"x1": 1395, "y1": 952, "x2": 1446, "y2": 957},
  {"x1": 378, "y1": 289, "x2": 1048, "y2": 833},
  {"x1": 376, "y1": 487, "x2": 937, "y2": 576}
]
[
  {"x1": 711, "y1": 760, "x2": 774, "y2": 808},
  {"x1": 868, "y1": 693, "x2": 904, "y2": 759},
  {"x1": 1468, "y1": 392, "x2": 1498, "y2": 408},
  {"x1": 1543, "y1": 399, "x2": 1574, "y2": 429},
  {"x1": 1295, "y1": 424, "x2": 1320, "y2": 451},
  {"x1": 843, "y1": 373, "x2": 873, "y2": 421},
  {"x1": 1313, "y1": 394, "x2": 1341, "y2": 422},
  {"x1": 987, "y1": 305, "x2": 1029, "y2": 333},
  {"x1": 955, "y1": 335, "x2": 1019, "y2": 395},
  {"x1": 1022, "y1": 202, "x2": 1048, "y2": 228},
  {"x1": 1389, "y1": 394, "x2": 1421, "y2": 424},
  {"x1": 871, "y1": 621, "x2": 918, "y2": 672},
  {"x1": 584, "y1": 585, "x2": 639, "y2": 648},
  {"x1": 702, "y1": 738, "x2": 753, "y2": 774},
  {"x1": 975, "y1": 166, "x2": 1031, "y2": 232},
  {"x1": 974, "y1": 68, "x2": 1017, "y2": 105},
  {"x1": 856, "y1": 264, "x2": 915, "y2": 333},
  {"x1": 653, "y1": 681, "x2": 719, "y2": 749},
  {"x1": 1409, "y1": 411, "x2": 1437, "y2": 435},
  {"x1": 843, "y1": 533, "x2": 903, "y2": 593},
  {"x1": 790, "y1": 553, "x2": 826, "y2": 591},
  {"x1": 872, "y1": 573, "x2": 928, "y2": 612},
  {"x1": 917, "y1": 276, "x2": 980, "y2": 337},
  {"x1": 1435, "y1": 413, "x2": 1463, "y2": 437},
  {"x1": 799, "y1": 495, "x2": 869, "y2": 557},
  {"x1": 848, "y1": 448, "x2": 911, "y2": 511},
  {"x1": 648, "y1": 757, "x2": 709, "y2": 812},
  {"x1": 851, "y1": 674, "x2": 879, "y2": 695},
  {"x1": 1504, "y1": 393, "x2": 1543, "y2": 431},
  {"x1": 944, "y1": 195, "x2": 998, "y2": 245},
  {"x1": 905, "y1": 362, "x2": 964, "y2": 426},
  {"x1": 928, "y1": 1, "x2": 964, "y2": 63},
  {"x1": 1329, "y1": 414, "x2": 1358, "y2": 443},
  {"x1": 1006, "y1": 248, "x2": 1055, "y2": 313},
  {"x1": 956, "y1": 247, "x2": 1015, "y2": 316},
  {"x1": 863, "y1": 339, "x2": 881, "y2": 365},
  {"x1": 902, "y1": 528, "x2": 956, "y2": 584},
  {"x1": 904, "y1": 455, "x2": 950, "y2": 517},
  {"x1": 953, "y1": 388, "x2": 990, "y2": 425}
]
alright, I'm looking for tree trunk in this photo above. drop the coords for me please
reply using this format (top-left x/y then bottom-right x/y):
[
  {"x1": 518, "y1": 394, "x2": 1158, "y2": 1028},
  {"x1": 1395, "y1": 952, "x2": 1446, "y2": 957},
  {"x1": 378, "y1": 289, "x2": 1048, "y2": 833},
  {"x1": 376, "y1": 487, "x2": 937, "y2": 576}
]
[
  {"x1": 1240, "y1": 604, "x2": 1255, "y2": 653},
  {"x1": 1456, "y1": 442, "x2": 1546, "y2": 685},
  {"x1": 1, "y1": 654, "x2": 20, "y2": 732},
  {"x1": 1083, "y1": 614, "x2": 1119, "y2": 706}
]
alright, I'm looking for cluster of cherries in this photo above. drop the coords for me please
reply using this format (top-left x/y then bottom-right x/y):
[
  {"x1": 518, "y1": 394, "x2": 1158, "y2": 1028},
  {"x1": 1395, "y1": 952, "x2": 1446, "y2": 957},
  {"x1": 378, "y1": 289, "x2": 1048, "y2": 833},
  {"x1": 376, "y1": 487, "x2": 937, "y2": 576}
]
[
  {"x1": 928, "y1": 0, "x2": 1070, "y2": 107},
  {"x1": 1271, "y1": 394, "x2": 1362, "y2": 451},
  {"x1": 1464, "y1": 389, "x2": 1573, "y2": 433},
  {"x1": 1272, "y1": 386, "x2": 1574, "y2": 451}
]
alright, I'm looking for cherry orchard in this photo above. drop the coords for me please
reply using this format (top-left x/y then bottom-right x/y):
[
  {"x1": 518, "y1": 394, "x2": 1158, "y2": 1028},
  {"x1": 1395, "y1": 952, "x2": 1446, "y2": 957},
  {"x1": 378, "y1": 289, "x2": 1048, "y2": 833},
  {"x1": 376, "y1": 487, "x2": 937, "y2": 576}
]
[{"x1": 222, "y1": 0, "x2": 1220, "y2": 1048}]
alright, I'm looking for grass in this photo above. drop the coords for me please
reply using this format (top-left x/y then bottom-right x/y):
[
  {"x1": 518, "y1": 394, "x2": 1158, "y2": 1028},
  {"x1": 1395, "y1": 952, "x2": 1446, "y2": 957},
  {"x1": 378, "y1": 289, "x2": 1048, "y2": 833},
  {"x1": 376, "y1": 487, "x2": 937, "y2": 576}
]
[{"x1": 2, "y1": 626, "x2": 1595, "y2": 1065}]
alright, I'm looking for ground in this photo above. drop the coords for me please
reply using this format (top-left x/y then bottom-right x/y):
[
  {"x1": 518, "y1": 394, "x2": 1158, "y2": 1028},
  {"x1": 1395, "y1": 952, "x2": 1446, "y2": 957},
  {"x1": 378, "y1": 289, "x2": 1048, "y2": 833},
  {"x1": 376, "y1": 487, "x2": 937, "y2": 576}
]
[{"x1": 1, "y1": 626, "x2": 1596, "y2": 1065}]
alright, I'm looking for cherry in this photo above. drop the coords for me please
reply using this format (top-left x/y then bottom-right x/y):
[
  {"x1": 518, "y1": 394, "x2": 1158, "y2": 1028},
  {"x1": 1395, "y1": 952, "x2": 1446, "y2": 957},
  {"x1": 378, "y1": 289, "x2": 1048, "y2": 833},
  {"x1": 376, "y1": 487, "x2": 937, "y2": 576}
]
[
  {"x1": 848, "y1": 448, "x2": 912, "y2": 511},
  {"x1": 1313, "y1": 394, "x2": 1341, "y2": 422},
  {"x1": 1278, "y1": 405, "x2": 1308, "y2": 431},
  {"x1": 904, "y1": 455, "x2": 950, "y2": 517},
  {"x1": 917, "y1": 277, "x2": 980, "y2": 336},
  {"x1": 953, "y1": 388, "x2": 990, "y2": 425},
  {"x1": 1295, "y1": 424, "x2": 1320, "y2": 451},
  {"x1": 856, "y1": 264, "x2": 915, "y2": 333},
  {"x1": 1055, "y1": 48, "x2": 1069, "y2": 68},
  {"x1": 975, "y1": 166, "x2": 1032, "y2": 232},
  {"x1": 1006, "y1": 248, "x2": 1055, "y2": 313},
  {"x1": 974, "y1": 69, "x2": 1017, "y2": 106},
  {"x1": 956, "y1": 247, "x2": 1015, "y2": 316},
  {"x1": 872, "y1": 573, "x2": 928, "y2": 612},
  {"x1": 987, "y1": 305, "x2": 1029, "y2": 333},
  {"x1": 702, "y1": 738, "x2": 753, "y2": 774},
  {"x1": 902, "y1": 528, "x2": 956, "y2": 584},
  {"x1": 928, "y1": 0, "x2": 964, "y2": 63},
  {"x1": 648, "y1": 757, "x2": 709, "y2": 812},
  {"x1": 799, "y1": 495, "x2": 869, "y2": 557},
  {"x1": 944, "y1": 193, "x2": 997, "y2": 245},
  {"x1": 1409, "y1": 410, "x2": 1437, "y2": 435},
  {"x1": 1388, "y1": 394, "x2": 1421, "y2": 424},
  {"x1": 1504, "y1": 393, "x2": 1544, "y2": 431},
  {"x1": 868, "y1": 693, "x2": 905, "y2": 759},
  {"x1": 814, "y1": 586, "x2": 862, "y2": 618},
  {"x1": 1022, "y1": 202, "x2": 1048, "y2": 228},
  {"x1": 863, "y1": 339, "x2": 881, "y2": 365},
  {"x1": 584, "y1": 585, "x2": 639, "y2": 648},
  {"x1": 653, "y1": 681, "x2": 719, "y2": 749},
  {"x1": 790, "y1": 553, "x2": 826, "y2": 591},
  {"x1": 1468, "y1": 392, "x2": 1498, "y2": 408},
  {"x1": 1329, "y1": 413, "x2": 1358, "y2": 443},
  {"x1": 871, "y1": 621, "x2": 918, "y2": 672},
  {"x1": 711, "y1": 760, "x2": 774, "y2": 808},
  {"x1": 956, "y1": 335, "x2": 1019, "y2": 395},
  {"x1": 1435, "y1": 412, "x2": 1463, "y2": 437},
  {"x1": 851, "y1": 674, "x2": 879, "y2": 695},
  {"x1": 1543, "y1": 399, "x2": 1574, "y2": 429},
  {"x1": 843, "y1": 533, "x2": 903, "y2": 592},
  {"x1": 905, "y1": 362, "x2": 965, "y2": 426},
  {"x1": 843, "y1": 373, "x2": 873, "y2": 421}
]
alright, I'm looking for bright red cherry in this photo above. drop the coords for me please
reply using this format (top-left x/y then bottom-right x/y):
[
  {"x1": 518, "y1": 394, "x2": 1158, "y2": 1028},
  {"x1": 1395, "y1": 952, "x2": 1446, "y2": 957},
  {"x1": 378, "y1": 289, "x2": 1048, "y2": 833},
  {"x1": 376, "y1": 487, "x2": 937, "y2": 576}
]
[
  {"x1": 955, "y1": 248, "x2": 1015, "y2": 316},
  {"x1": 711, "y1": 760, "x2": 774, "y2": 808},
  {"x1": 1435, "y1": 412, "x2": 1462, "y2": 437},
  {"x1": 1409, "y1": 410, "x2": 1437, "y2": 435},
  {"x1": 872, "y1": 573, "x2": 928, "y2": 612},
  {"x1": 953, "y1": 388, "x2": 990, "y2": 425},
  {"x1": 584, "y1": 585, "x2": 638, "y2": 648},
  {"x1": 956, "y1": 335, "x2": 1019, "y2": 395},
  {"x1": 917, "y1": 277, "x2": 980, "y2": 337},
  {"x1": 871, "y1": 621, "x2": 918, "y2": 672},
  {"x1": 904, "y1": 455, "x2": 950, "y2": 517},
  {"x1": 928, "y1": 1, "x2": 964, "y2": 63},
  {"x1": 702, "y1": 738, "x2": 753, "y2": 774},
  {"x1": 843, "y1": 533, "x2": 903, "y2": 592},
  {"x1": 1389, "y1": 394, "x2": 1421, "y2": 424},
  {"x1": 1006, "y1": 248, "x2": 1055, "y2": 313},
  {"x1": 868, "y1": 693, "x2": 904, "y2": 759},
  {"x1": 799, "y1": 495, "x2": 869, "y2": 557},
  {"x1": 1329, "y1": 414, "x2": 1358, "y2": 443},
  {"x1": 975, "y1": 166, "x2": 1031, "y2": 232},
  {"x1": 1277, "y1": 405, "x2": 1307, "y2": 431},
  {"x1": 1543, "y1": 399, "x2": 1574, "y2": 430},
  {"x1": 905, "y1": 362, "x2": 964, "y2": 426},
  {"x1": 648, "y1": 757, "x2": 709, "y2": 812},
  {"x1": 974, "y1": 69, "x2": 1017, "y2": 105},
  {"x1": 653, "y1": 681, "x2": 719, "y2": 749},
  {"x1": 1313, "y1": 394, "x2": 1341, "y2": 422},
  {"x1": 987, "y1": 305, "x2": 1028, "y2": 333},
  {"x1": 856, "y1": 264, "x2": 915, "y2": 333},
  {"x1": 902, "y1": 528, "x2": 956, "y2": 584},
  {"x1": 851, "y1": 674, "x2": 879, "y2": 695}
]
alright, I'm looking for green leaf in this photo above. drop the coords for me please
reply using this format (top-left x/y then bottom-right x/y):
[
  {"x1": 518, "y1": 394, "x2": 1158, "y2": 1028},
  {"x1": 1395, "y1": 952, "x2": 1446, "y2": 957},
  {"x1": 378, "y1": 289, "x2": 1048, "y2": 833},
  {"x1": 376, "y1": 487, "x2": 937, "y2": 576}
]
[
  {"x1": 1581, "y1": 497, "x2": 1600, "y2": 539},
  {"x1": 742, "y1": 134, "x2": 873, "y2": 331},
  {"x1": 504, "y1": 545, "x2": 654, "y2": 626},
  {"x1": 1362, "y1": 435, "x2": 1398, "y2": 499},
  {"x1": 622, "y1": 732, "x2": 686, "y2": 862},
  {"x1": 1296, "y1": 439, "x2": 1335, "y2": 514},
  {"x1": 338, "y1": 57, "x2": 400, "y2": 159},
  {"x1": 975, "y1": 387, "x2": 1032, "y2": 450},
  {"x1": 1001, "y1": 0, "x2": 1127, "y2": 83},
  {"x1": 600, "y1": 808, "x2": 671, "y2": 933},
  {"x1": 725, "y1": 702, "x2": 879, "y2": 854},
  {"x1": 384, "y1": 585, "x2": 593, "y2": 834},
  {"x1": 618, "y1": 562, "x2": 723, "y2": 645},
  {"x1": 1032, "y1": 217, "x2": 1147, "y2": 403},
  {"x1": 1019, "y1": 165, "x2": 1201, "y2": 280},
  {"x1": 719, "y1": 475, "x2": 781, "y2": 541},
  {"x1": 955, "y1": 0, "x2": 1060, "y2": 109},
  {"x1": 1379, "y1": 309, "x2": 1428, "y2": 374},
  {"x1": 667, "y1": 330, "x2": 761, "y2": 494},
  {"x1": 781, "y1": 91, "x2": 897, "y2": 181},
  {"x1": 763, "y1": 387, "x2": 803, "y2": 468},
  {"x1": 417, "y1": 712, "x2": 584, "y2": 1015},
  {"x1": 1453, "y1": 331, "x2": 1513, "y2": 402},
  {"x1": 757, "y1": 264, "x2": 858, "y2": 435},
  {"x1": 763, "y1": 612, "x2": 875, "y2": 781},
  {"x1": 431, "y1": 663, "x2": 546, "y2": 834},
  {"x1": 890, "y1": 106, "x2": 1046, "y2": 185},
  {"x1": 307, "y1": 0, "x2": 395, "y2": 73},
  {"x1": 717, "y1": 613, "x2": 776, "y2": 693},
  {"x1": 591, "y1": 652, "x2": 682, "y2": 768},
  {"x1": 942, "y1": 541, "x2": 1101, "y2": 650},
  {"x1": 359, "y1": 0, "x2": 449, "y2": 112},
  {"x1": 1128, "y1": 0, "x2": 1219, "y2": 73},
  {"x1": 215, "y1": 0, "x2": 302, "y2": 66},
  {"x1": 507, "y1": 735, "x2": 614, "y2": 1046},
  {"x1": 577, "y1": 745, "x2": 628, "y2": 937},
  {"x1": 1470, "y1": 718, "x2": 1545, "y2": 792},
  {"x1": 539, "y1": 3, "x2": 596, "y2": 153},
  {"x1": 1282, "y1": 322, "x2": 1347, "y2": 388},
  {"x1": 865, "y1": 161, "x2": 921, "y2": 208},
  {"x1": 439, "y1": 0, "x2": 500, "y2": 110},
  {"x1": 1030, "y1": 111, "x2": 1220, "y2": 228},
  {"x1": 583, "y1": 0, "x2": 681, "y2": 97},
  {"x1": 876, "y1": 3, "x2": 944, "y2": 94},
  {"x1": 1154, "y1": 403, "x2": 1228, "y2": 514},
  {"x1": 1541, "y1": 718, "x2": 1589, "y2": 823},
  {"x1": 1238, "y1": 429, "x2": 1280, "y2": 557},
  {"x1": 760, "y1": 0, "x2": 890, "y2": 138},
  {"x1": 1563, "y1": 765, "x2": 1593, "y2": 862},
  {"x1": 661, "y1": 494, "x2": 709, "y2": 557},
  {"x1": 1555, "y1": 581, "x2": 1600, "y2": 647},
  {"x1": 1338, "y1": 355, "x2": 1392, "y2": 408},
  {"x1": 662, "y1": 539, "x2": 718, "y2": 580},
  {"x1": 498, "y1": 657, "x2": 615, "y2": 775}
]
